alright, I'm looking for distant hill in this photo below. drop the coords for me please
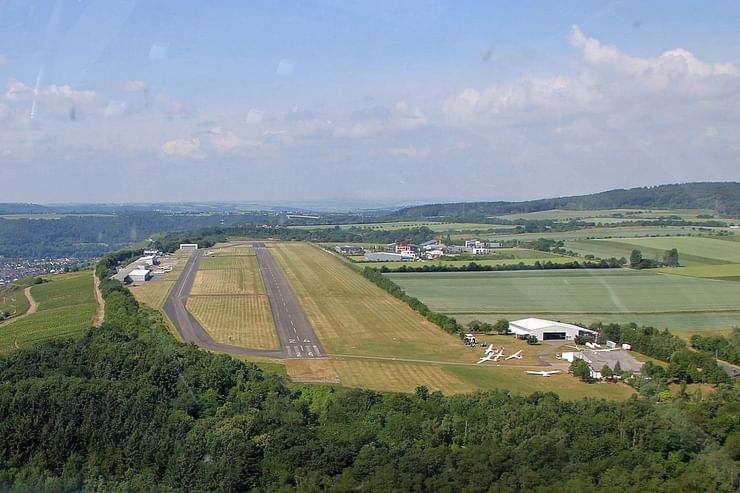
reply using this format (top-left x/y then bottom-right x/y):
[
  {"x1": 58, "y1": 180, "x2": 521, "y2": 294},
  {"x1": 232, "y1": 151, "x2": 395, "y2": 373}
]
[
  {"x1": 0, "y1": 203, "x2": 51, "y2": 215},
  {"x1": 392, "y1": 182, "x2": 740, "y2": 219}
]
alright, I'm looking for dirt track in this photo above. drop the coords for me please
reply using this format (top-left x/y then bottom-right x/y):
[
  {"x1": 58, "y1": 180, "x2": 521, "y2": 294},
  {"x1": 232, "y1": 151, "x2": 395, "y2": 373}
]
[
  {"x1": 0, "y1": 286, "x2": 38, "y2": 327},
  {"x1": 92, "y1": 271, "x2": 105, "y2": 327}
]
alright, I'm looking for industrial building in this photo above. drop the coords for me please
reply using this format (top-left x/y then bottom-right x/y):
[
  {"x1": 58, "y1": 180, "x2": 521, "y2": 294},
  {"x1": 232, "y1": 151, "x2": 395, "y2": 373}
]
[
  {"x1": 179, "y1": 243, "x2": 198, "y2": 251},
  {"x1": 364, "y1": 252, "x2": 415, "y2": 262},
  {"x1": 335, "y1": 245, "x2": 364, "y2": 255},
  {"x1": 128, "y1": 269, "x2": 152, "y2": 283},
  {"x1": 562, "y1": 350, "x2": 643, "y2": 379},
  {"x1": 508, "y1": 318, "x2": 597, "y2": 341}
]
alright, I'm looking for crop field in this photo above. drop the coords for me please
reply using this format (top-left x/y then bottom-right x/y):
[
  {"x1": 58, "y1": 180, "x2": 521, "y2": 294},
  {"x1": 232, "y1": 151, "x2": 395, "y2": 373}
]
[
  {"x1": 129, "y1": 280, "x2": 176, "y2": 309},
  {"x1": 354, "y1": 256, "x2": 577, "y2": 272},
  {"x1": 565, "y1": 236, "x2": 740, "y2": 267},
  {"x1": 486, "y1": 226, "x2": 721, "y2": 243},
  {"x1": 387, "y1": 269, "x2": 740, "y2": 331},
  {"x1": 332, "y1": 360, "x2": 477, "y2": 394},
  {"x1": 191, "y1": 267, "x2": 264, "y2": 295},
  {"x1": 290, "y1": 221, "x2": 512, "y2": 232},
  {"x1": 209, "y1": 244, "x2": 255, "y2": 256},
  {"x1": 496, "y1": 208, "x2": 715, "y2": 222},
  {"x1": 656, "y1": 263, "x2": 740, "y2": 281},
  {"x1": 269, "y1": 242, "x2": 476, "y2": 362},
  {"x1": 0, "y1": 271, "x2": 96, "y2": 353},
  {"x1": 187, "y1": 295, "x2": 279, "y2": 349},
  {"x1": 0, "y1": 284, "x2": 30, "y2": 318}
]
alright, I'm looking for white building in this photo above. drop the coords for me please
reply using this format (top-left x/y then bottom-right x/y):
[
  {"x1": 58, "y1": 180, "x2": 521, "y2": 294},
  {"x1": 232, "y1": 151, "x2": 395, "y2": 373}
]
[
  {"x1": 179, "y1": 243, "x2": 198, "y2": 251},
  {"x1": 470, "y1": 247, "x2": 489, "y2": 255},
  {"x1": 508, "y1": 317, "x2": 597, "y2": 341},
  {"x1": 364, "y1": 252, "x2": 415, "y2": 262},
  {"x1": 128, "y1": 269, "x2": 151, "y2": 283}
]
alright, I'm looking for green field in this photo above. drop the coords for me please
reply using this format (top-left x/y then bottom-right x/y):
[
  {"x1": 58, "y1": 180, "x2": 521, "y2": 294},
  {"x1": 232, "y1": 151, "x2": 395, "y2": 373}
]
[
  {"x1": 354, "y1": 256, "x2": 577, "y2": 271},
  {"x1": 566, "y1": 236, "x2": 740, "y2": 267},
  {"x1": 290, "y1": 221, "x2": 513, "y2": 232},
  {"x1": 0, "y1": 271, "x2": 97, "y2": 353},
  {"x1": 387, "y1": 269, "x2": 740, "y2": 331},
  {"x1": 0, "y1": 284, "x2": 30, "y2": 319},
  {"x1": 496, "y1": 208, "x2": 717, "y2": 222},
  {"x1": 483, "y1": 226, "x2": 731, "y2": 243}
]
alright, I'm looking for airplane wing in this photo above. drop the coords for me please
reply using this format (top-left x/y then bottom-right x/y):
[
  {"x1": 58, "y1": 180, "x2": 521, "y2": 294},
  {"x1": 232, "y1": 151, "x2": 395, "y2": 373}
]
[
  {"x1": 493, "y1": 350, "x2": 504, "y2": 361},
  {"x1": 485, "y1": 344, "x2": 494, "y2": 354},
  {"x1": 505, "y1": 350, "x2": 522, "y2": 360},
  {"x1": 477, "y1": 354, "x2": 492, "y2": 364}
]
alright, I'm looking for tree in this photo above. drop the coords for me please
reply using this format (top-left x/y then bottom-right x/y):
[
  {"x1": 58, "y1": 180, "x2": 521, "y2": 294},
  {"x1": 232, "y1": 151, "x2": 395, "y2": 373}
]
[
  {"x1": 526, "y1": 335, "x2": 539, "y2": 345},
  {"x1": 570, "y1": 359, "x2": 591, "y2": 381},
  {"x1": 613, "y1": 361, "x2": 622, "y2": 375},
  {"x1": 601, "y1": 364, "x2": 613, "y2": 379},
  {"x1": 494, "y1": 319, "x2": 510, "y2": 334},
  {"x1": 663, "y1": 248, "x2": 679, "y2": 267},
  {"x1": 630, "y1": 249, "x2": 643, "y2": 269}
]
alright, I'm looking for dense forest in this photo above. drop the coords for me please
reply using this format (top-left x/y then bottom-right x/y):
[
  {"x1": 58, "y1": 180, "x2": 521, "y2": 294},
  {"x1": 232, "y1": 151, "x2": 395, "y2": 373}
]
[
  {"x1": 392, "y1": 182, "x2": 740, "y2": 219},
  {"x1": 0, "y1": 268, "x2": 737, "y2": 491},
  {"x1": 0, "y1": 213, "x2": 270, "y2": 258}
]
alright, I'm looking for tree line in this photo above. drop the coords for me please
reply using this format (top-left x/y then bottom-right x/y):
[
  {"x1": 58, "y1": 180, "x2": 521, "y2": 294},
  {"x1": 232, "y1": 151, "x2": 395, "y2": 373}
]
[
  {"x1": 0, "y1": 257, "x2": 736, "y2": 490},
  {"x1": 381, "y1": 258, "x2": 622, "y2": 273},
  {"x1": 691, "y1": 329, "x2": 740, "y2": 365}
]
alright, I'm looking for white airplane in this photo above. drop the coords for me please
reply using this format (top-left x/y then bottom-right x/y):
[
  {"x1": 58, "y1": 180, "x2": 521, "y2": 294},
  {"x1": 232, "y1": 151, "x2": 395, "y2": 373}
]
[
  {"x1": 505, "y1": 350, "x2": 523, "y2": 360},
  {"x1": 492, "y1": 348, "x2": 505, "y2": 362},
  {"x1": 526, "y1": 370, "x2": 561, "y2": 377},
  {"x1": 477, "y1": 352, "x2": 496, "y2": 364},
  {"x1": 484, "y1": 344, "x2": 495, "y2": 355}
]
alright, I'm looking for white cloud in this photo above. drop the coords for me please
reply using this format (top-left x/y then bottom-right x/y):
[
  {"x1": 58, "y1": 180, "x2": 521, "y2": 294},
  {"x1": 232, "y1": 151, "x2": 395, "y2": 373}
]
[
  {"x1": 246, "y1": 108, "x2": 264, "y2": 125},
  {"x1": 120, "y1": 80, "x2": 148, "y2": 92},
  {"x1": 160, "y1": 137, "x2": 205, "y2": 159},
  {"x1": 0, "y1": 55, "x2": 9, "y2": 65},
  {"x1": 3, "y1": 79, "x2": 103, "y2": 120},
  {"x1": 388, "y1": 145, "x2": 430, "y2": 159},
  {"x1": 444, "y1": 25, "x2": 740, "y2": 124},
  {"x1": 276, "y1": 60, "x2": 294, "y2": 76}
]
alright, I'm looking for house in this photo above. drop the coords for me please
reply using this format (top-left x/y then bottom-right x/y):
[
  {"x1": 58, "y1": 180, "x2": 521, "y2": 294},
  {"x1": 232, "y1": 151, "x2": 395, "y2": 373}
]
[
  {"x1": 420, "y1": 239, "x2": 442, "y2": 251},
  {"x1": 395, "y1": 242, "x2": 415, "y2": 253},
  {"x1": 364, "y1": 252, "x2": 415, "y2": 262},
  {"x1": 486, "y1": 242, "x2": 502, "y2": 248},
  {"x1": 138, "y1": 255, "x2": 159, "y2": 266},
  {"x1": 465, "y1": 240, "x2": 482, "y2": 248},
  {"x1": 470, "y1": 247, "x2": 489, "y2": 255},
  {"x1": 424, "y1": 249, "x2": 445, "y2": 259},
  {"x1": 508, "y1": 317, "x2": 597, "y2": 341},
  {"x1": 446, "y1": 245, "x2": 467, "y2": 254}
]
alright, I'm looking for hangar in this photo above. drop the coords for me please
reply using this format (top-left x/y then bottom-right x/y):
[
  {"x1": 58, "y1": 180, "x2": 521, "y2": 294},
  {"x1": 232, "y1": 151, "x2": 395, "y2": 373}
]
[{"x1": 508, "y1": 317, "x2": 596, "y2": 341}]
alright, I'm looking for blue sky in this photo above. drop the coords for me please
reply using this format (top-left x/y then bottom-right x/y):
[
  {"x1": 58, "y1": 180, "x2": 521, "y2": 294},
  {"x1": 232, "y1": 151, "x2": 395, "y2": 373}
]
[{"x1": 1, "y1": 1, "x2": 739, "y2": 204}]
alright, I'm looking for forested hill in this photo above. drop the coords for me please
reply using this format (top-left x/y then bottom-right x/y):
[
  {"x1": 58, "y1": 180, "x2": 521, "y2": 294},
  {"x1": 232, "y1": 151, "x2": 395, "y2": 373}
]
[{"x1": 392, "y1": 182, "x2": 740, "y2": 219}]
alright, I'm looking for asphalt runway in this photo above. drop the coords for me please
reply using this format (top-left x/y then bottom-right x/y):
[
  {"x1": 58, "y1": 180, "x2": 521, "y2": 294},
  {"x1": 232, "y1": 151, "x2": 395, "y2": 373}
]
[
  {"x1": 163, "y1": 244, "x2": 324, "y2": 359},
  {"x1": 253, "y1": 243, "x2": 324, "y2": 358}
]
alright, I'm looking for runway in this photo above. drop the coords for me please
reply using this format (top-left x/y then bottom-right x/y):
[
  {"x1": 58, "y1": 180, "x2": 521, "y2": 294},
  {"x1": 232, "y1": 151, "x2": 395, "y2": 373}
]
[
  {"x1": 254, "y1": 242, "x2": 324, "y2": 358},
  {"x1": 163, "y1": 244, "x2": 324, "y2": 359}
]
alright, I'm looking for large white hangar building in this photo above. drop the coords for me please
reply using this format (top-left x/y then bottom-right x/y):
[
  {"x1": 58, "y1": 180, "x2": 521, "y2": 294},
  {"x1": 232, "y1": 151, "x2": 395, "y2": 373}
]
[{"x1": 509, "y1": 318, "x2": 597, "y2": 341}]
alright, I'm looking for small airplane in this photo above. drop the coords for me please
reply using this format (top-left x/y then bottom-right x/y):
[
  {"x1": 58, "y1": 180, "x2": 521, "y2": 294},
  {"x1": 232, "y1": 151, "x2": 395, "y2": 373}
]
[
  {"x1": 505, "y1": 350, "x2": 523, "y2": 360},
  {"x1": 484, "y1": 344, "x2": 495, "y2": 355},
  {"x1": 492, "y1": 348, "x2": 505, "y2": 362},
  {"x1": 526, "y1": 370, "x2": 561, "y2": 377},
  {"x1": 477, "y1": 352, "x2": 496, "y2": 364}
]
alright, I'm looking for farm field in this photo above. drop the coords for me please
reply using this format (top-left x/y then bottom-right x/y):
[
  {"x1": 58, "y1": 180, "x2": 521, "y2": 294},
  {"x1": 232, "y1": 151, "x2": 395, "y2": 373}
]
[
  {"x1": 0, "y1": 271, "x2": 96, "y2": 353},
  {"x1": 388, "y1": 269, "x2": 740, "y2": 331},
  {"x1": 290, "y1": 221, "x2": 513, "y2": 232},
  {"x1": 486, "y1": 226, "x2": 725, "y2": 243},
  {"x1": 496, "y1": 208, "x2": 716, "y2": 222},
  {"x1": 565, "y1": 236, "x2": 740, "y2": 267},
  {"x1": 129, "y1": 280, "x2": 175, "y2": 309},
  {"x1": 187, "y1": 295, "x2": 279, "y2": 349},
  {"x1": 0, "y1": 284, "x2": 30, "y2": 319},
  {"x1": 269, "y1": 242, "x2": 476, "y2": 362},
  {"x1": 655, "y1": 263, "x2": 740, "y2": 281},
  {"x1": 353, "y1": 256, "x2": 577, "y2": 272},
  {"x1": 186, "y1": 244, "x2": 279, "y2": 349}
]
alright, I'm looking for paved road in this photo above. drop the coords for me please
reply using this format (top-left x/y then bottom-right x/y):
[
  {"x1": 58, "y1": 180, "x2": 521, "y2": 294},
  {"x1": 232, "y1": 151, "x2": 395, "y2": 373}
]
[
  {"x1": 254, "y1": 243, "x2": 324, "y2": 358},
  {"x1": 163, "y1": 244, "x2": 324, "y2": 359}
]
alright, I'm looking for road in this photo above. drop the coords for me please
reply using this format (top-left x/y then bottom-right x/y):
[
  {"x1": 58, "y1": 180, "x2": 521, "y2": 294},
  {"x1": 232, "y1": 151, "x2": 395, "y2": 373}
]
[{"x1": 163, "y1": 244, "x2": 324, "y2": 359}]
